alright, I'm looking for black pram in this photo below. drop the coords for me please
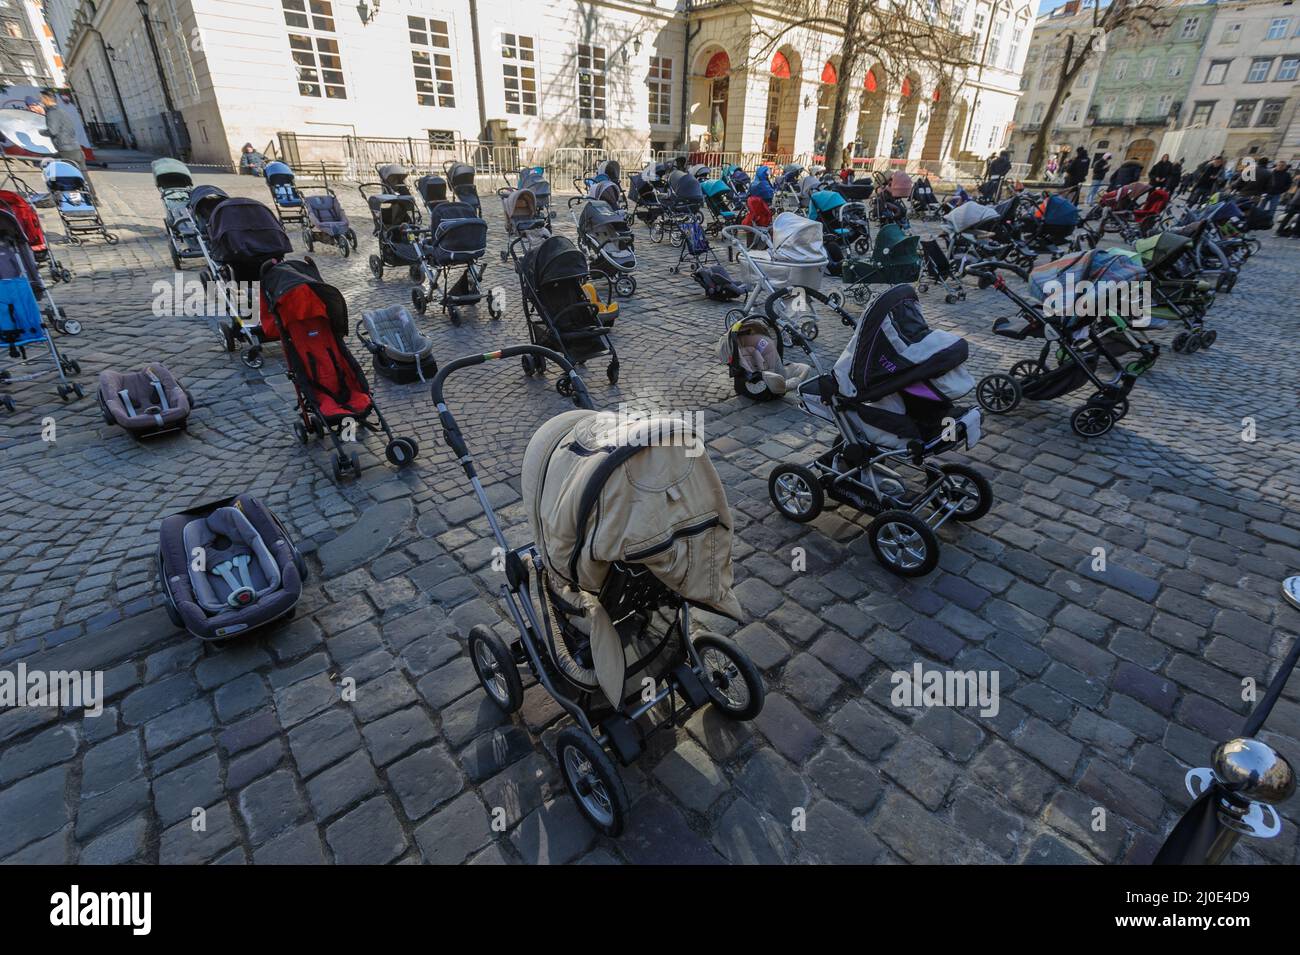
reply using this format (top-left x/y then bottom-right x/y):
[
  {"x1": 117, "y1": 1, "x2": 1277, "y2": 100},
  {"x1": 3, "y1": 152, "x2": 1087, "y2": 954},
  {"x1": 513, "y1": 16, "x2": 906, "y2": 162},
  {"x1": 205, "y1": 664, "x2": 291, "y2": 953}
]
[{"x1": 411, "y1": 200, "x2": 500, "y2": 321}]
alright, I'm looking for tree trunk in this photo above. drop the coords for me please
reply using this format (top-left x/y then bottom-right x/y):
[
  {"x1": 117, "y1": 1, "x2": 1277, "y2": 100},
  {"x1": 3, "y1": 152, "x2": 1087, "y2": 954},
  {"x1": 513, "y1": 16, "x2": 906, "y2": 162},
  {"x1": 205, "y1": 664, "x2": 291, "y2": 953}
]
[
  {"x1": 1028, "y1": 34, "x2": 1089, "y2": 180},
  {"x1": 823, "y1": 0, "x2": 862, "y2": 171}
]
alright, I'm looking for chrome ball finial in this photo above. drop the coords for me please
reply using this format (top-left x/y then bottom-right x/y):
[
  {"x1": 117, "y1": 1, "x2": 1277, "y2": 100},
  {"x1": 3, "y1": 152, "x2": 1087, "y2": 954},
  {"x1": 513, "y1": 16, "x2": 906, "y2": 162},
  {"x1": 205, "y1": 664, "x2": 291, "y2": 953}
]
[{"x1": 1212, "y1": 738, "x2": 1296, "y2": 805}]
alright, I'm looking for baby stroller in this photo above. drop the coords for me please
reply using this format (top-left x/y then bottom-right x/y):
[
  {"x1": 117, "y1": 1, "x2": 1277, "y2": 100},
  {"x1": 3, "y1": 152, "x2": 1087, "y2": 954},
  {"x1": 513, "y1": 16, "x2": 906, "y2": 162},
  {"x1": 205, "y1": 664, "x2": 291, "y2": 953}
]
[
  {"x1": 722, "y1": 213, "x2": 831, "y2": 341},
  {"x1": 157, "y1": 493, "x2": 307, "y2": 642},
  {"x1": 0, "y1": 209, "x2": 81, "y2": 410},
  {"x1": 1132, "y1": 232, "x2": 1217, "y2": 353},
  {"x1": 376, "y1": 163, "x2": 414, "y2": 198},
  {"x1": 831, "y1": 179, "x2": 874, "y2": 204},
  {"x1": 444, "y1": 161, "x2": 481, "y2": 214},
  {"x1": 43, "y1": 160, "x2": 116, "y2": 244},
  {"x1": 498, "y1": 188, "x2": 550, "y2": 259},
  {"x1": 356, "y1": 304, "x2": 438, "y2": 383},
  {"x1": 721, "y1": 164, "x2": 750, "y2": 195},
  {"x1": 766, "y1": 285, "x2": 990, "y2": 576},
  {"x1": 508, "y1": 233, "x2": 620, "y2": 384},
  {"x1": 416, "y1": 175, "x2": 448, "y2": 217},
  {"x1": 773, "y1": 163, "x2": 804, "y2": 213},
  {"x1": 873, "y1": 172, "x2": 911, "y2": 225},
  {"x1": 653, "y1": 171, "x2": 704, "y2": 245},
  {"x1": 573, "y1": 199, "x2": 637, "y2": 297},
  {"x1": 0, "y1": 188, "x2": 70, "y2": 289},
  {"x1": 358, "y1": 184, "x2": 423, "y2": 281},
  {"x1": 942, "y1": 200, "x2": 1004, "y2": 274},
  {"x1": 1133, "y1": 187, "x2": 1171, "y2": 236},
  {"x1": 261, "y1": 258, "x2": 419, "y2": 481},
  {"x1": 411, "y1": 200, "x2": 500, "y2": 320},
  {"x1": 1020, "y1": 193, "x2": 1079, "y2": 255},
  {"x1": 152, "y1": 158, "x2": 202, "y2": 271},
  {"x1": 918, "y1": 238, "x2": 966, "y2": 305},
  {"x1": 432, "y1": 345, "x2": 764, "y2": 836},
  {"x1": 263, "y1": 161, "x2": 306, "y2": 226},
  {"x1": 628, "y1": 165, "x2": 663, "y2": 226},
  {"x1": 98, "y1": 363, "x2": 192, "y2": 438},
  {"x1": 910, "y1": 177, "x2": 940, "y2": 219},
  {"x1": 702, "y1": 178, "x2": 742, "y2": 233},
  {"x1": 717, "y1": 310, "x2": 815, "y2": 401},
  {"x1": 204, "y1": 198, "x2": 293, "y2": 368},
  {"x1": 842, "y1": 222, "x2": 921, "y2": 306},
  {"x1": 809, "y1": 190, "x2": 870, "y2": 257},
  {"x1": 299, "y1": 179, "x2": 357, "y2": 257},
  {"x1": 585, "y1": 177, "x2": 626, "y2": 211},
  {"x1": 505, "y1": 167, "x2": 553, "y2": 221},
  {"x1": 967, "y1": 253, "x2": 1159, "y2": 438}
]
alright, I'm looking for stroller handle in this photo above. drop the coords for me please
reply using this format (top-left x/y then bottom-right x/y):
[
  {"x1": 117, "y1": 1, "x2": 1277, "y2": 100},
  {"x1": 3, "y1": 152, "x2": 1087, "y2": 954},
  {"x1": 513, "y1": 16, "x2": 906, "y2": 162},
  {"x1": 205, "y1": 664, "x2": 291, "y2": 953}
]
[
  {"x1": 719, "y1": 224, "x2": 770, "y2": 250},
  {"x1": 431, "y1": 345, "x2": 594, "y2": 464},
  {"x1": 964, "y1": 259, "x2": 1029, "y2": 282}
]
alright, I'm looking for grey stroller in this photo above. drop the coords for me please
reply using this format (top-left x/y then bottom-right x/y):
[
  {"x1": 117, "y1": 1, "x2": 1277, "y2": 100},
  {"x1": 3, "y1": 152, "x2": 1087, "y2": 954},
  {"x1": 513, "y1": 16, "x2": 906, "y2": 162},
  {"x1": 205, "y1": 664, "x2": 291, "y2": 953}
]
[
  {"x1": 357, "y1": 304, "x2": 438, "y2": 383},
  {"x1": 572, "y1": 198, "x2": 637, "y2": 297}
]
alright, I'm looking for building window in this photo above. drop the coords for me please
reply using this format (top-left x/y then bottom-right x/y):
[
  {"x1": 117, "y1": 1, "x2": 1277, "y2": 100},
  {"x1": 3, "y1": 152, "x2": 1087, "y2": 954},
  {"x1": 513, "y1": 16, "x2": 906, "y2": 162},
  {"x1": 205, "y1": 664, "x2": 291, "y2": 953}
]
[
  {"x1": 1190, "y1": 101, "x2": 1214, "y2": 125},
  {"x1": 1031, "y1": 102, "x2": 1044, "y2": 123},
  {"x1": 1258, "y1": 98, "x2": 1286, "y2": 126},
  {"x1": 1066, "y1": 103, "x2": 1081, "y2": 124},
  {"x1": 1246, "y1": 57, "x2": 1273, "y2": 83},
  {"x1": 1204, "y1": 60, "x2": 1229, "y2": 84},
  {"x1": 578, "y1": 43, "x2": 606, "y2": 120},
  {"x1": 1221, "y1": 22, "x2": 1241, "y2": 43},
  {"x1": 1167, "y1": 58, "x2": 1183, "y2": 78},
  {"x1": 1075, "y1": 71, "x2": 1090, "y2": 88},
  {"x1": 501, "y1": 33, "x2": 537, "y2": 115},
  {"x1": 987, "y1": 17, "x2": 1004, "y2": 65},
  {"x1": 283, "y1": 0, "x2": 345, "y2": 99},
  {"x1": 1228, "y1": 99, "x2": 1257, "y2": 127},
  {"x1": 1140, "y1": 58, "x2": 1154, "y2": 79},
  {"x1": 428, "y1": 129, "x2": 456, "y2": 147},
  {"x1": 1266, "y1": 17, "x2": 1290, "y2": 40},
  {"x1": 1179, "y1": 15, "x2": 1200, "y2": 39},
  {"x1": 1279, "y1": 57, "x2": 1300, "y2": 81},
  {"x1": 410, "y1": 16, "x2": 455, "y2": 107},
  {"x1": 1101, "y1": 95, "x2": 1118, "y2": 120},
  {"x1": 648, "y1": 55, "x2": 672, "y2": 126},
  {"x1": 1112, "y1": 59, "x2": 1127, "y2": 80},
  {"x1": 1156, "y1": 93, "x2": 1173, "y2": 116}
]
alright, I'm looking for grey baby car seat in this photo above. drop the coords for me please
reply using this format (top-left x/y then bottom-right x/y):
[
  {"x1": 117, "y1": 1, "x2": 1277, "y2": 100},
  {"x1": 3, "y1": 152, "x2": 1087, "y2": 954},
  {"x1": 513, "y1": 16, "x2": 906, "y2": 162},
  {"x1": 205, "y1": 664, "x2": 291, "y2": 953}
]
[
  {"x1": 158, "y1": 493, "x2": 306, "y2": 641},
  {"x1": 356, "y1": 305, "x2": 438, "y2": 383},
  {"x1": 98, "y1": 363, "x2": 192, "y2": 437}
]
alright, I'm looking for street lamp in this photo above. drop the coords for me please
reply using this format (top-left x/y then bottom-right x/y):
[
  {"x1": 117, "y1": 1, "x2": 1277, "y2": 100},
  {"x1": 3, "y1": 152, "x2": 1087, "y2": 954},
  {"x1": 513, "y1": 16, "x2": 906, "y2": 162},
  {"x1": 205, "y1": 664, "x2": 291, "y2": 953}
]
[{"x1": 356, "y1": 0, "x2": 378, "y2": 24}]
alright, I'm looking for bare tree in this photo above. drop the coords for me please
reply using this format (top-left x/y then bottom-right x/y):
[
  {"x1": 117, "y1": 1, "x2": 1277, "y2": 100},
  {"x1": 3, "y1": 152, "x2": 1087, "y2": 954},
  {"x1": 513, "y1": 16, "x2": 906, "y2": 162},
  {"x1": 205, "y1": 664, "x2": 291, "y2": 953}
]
[
  {"x1": 1025, "y1": 0, "x2": 1172, "y2": 178},
  {"x1": 726, "y1": 0, "x2": 983, "y2": 167}
]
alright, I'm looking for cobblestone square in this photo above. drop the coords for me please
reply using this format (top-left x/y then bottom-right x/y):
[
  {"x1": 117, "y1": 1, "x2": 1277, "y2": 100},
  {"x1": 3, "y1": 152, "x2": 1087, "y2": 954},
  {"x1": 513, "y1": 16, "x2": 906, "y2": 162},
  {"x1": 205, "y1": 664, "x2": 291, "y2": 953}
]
[{"x1": 0, "y1": 160, "x2": 1297, "y2": 865}]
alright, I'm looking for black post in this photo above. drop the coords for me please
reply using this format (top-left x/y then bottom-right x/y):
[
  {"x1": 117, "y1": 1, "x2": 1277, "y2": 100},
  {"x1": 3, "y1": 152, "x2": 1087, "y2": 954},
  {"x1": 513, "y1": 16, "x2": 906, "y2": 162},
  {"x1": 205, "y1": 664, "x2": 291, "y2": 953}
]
[
  {"x1": 135, "y1": 0, "x2": 189, "y2": 159},
  {"x1": 467, "y1": 0, "x2": 487, "y2": 141}
]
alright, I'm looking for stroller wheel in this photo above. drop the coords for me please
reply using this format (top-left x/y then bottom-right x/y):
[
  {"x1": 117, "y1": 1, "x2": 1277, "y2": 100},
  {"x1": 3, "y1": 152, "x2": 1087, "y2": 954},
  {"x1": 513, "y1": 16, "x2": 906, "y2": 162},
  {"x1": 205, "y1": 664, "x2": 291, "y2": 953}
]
[
  {"x1": 1111, "y1": 398, "x2": 1131, "y2": 422},
  {"x1": 220, "y1": 322, "x2": 237, "y2": 353},
  {"x1": 606, "y1": 360, "x2": 619, "y2": 385},
  {"x1": 976, "y1": 373, "x2": 1021, "y2": 414},
  {"x1": 1201, "y1": 329, "x2": 1217, "y2": 348},
  {"x1": 65, "y1": 358, "x2": 82, "y2": 375},
  {"x1": 826, "y1": 290, "x2": 845, "y2": 312},
  {"x1": 555, "y1": 727, "x2": 628, "y2": 838},
  {"x1": 302, "y1": 227, "x2": 314, "y2": 252},
  {"x1": 556, "y1": 376, "x2": 574, "y2": 397},
  {"x1": 331, "y1": 453, "x2": 346, "y2": 482},
  {"x1": 868, "y1": 510, "x2": 940, "y2": 577},
  {"x1": 411, "y1": 287, "x2": 428, "y2": 315},
  {"x1": 945, "y1": 293, "x2": 958, "y2": 305},
  {"x1": 71, "y1": 382, "x2": 84, "y2": 399},
  {"x1": 733, "y1": 372, "x2": 778, "y2": 402},
  {"x1": 384, "y1": 436, "x2": 418, "y2": 467},
  {"x1": 408, "y1": 264, "x2": 423, "y2": 282},
  {"x1": 694, "y1": 633, "x2": 765, "y2": 720},
  {"x1": 769, "y1": 464, "x2": 824, "y2": 523},
  {"x1": 614, "y1": 275, "x2": 637, "y2": 298},
  {"x1": 1008, "y1": 359, "x2": 1041, "y2": 382},
  {"x1": 468, "y1": 625, "x2": 523, "y2": 713},
  {"x1": 1172, "y1": 332, "x2": 1189, "y2": 353},
  {"x1": 338, "y1": 237, "x2": 350, "y2": 258},
  {"x1": 1185, "y1": 332, "x2": 1203, "y2": 354},
  {"x1": 487, "y1": 287, "x2": 504, "y2": 319},
  {"x1": 851, "y1": 284, "x2": 872, "y2": 306},
  {"x1": 348, "y1": 230, "x2": 358, "y2": 250},
  {"x1": 1070, "y1": 405, "x2": 1115, "y2": 438},
  {"x1": 240, "y1": 347, "x2": 264, "y2": 369},
  {"x1": 938, "y1": 464, "x2": 993, "y2": 522},
  {"x1": 799, "y1": 320, "x2": 818, "y2": 342},
  {"x1": 293, "y1": 421, "x2": 310, "y2": 445},
  {"x1": 368, "y1": 254, "x2": 383, "y2": 280},
  {"x1": 104, "y1": 233, "x2": 119, "y2": 245}
]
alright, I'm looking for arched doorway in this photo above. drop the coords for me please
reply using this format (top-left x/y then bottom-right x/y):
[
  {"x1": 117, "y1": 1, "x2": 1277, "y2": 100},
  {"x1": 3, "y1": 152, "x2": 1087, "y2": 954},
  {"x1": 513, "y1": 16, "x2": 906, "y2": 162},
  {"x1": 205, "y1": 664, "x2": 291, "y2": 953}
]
[
  {"x1": 894, "y1": 73, "x2": 922, "y2": 159},
  {"x1": 764, "y1": 48, "x2": 802, "y2": 156},
  {"x1": 1125, "y1": 137, "x2": 1155, "y2": 169},
  {"x1": 920, "y1": 86, "x2": 951, "y2": 163},
  {"x1": 816, "y1": 59, "x2": 839, "y2": 159},
  {"x1": 856, "y1": 65, "x2": 886, "y2": 158},
  {"x1": 690, "y1": 48, "x2": 732, "y2": 151}
]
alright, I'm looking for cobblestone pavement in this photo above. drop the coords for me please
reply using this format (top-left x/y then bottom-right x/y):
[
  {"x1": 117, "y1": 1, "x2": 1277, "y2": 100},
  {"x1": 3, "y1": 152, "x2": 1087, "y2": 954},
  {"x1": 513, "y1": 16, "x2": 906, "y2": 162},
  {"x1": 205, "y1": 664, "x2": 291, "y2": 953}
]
[{"x1": 1, "y1": 163, "x2": 1298, "y2": 865}]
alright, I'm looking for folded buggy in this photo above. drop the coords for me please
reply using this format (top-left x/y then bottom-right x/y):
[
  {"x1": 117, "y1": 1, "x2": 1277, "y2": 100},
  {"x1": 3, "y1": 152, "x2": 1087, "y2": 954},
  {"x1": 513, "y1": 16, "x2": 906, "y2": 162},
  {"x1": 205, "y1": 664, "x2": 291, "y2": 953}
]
[
  {"x1": 263, "y1": 161, "x2": 306, "y2": 226},
  {"x1": 671, "y1": 220, "x2": 747, "y2": 299},
  {"x1": 411, "y1": 200, "x2": 500, "y2": 320},
  {"x1": 918, "y1": 237, "x2": 966, "y2": 304},
  {"x1": 0, "y1": 209, "x2": 81, "y2": 410},
  {"x1": 968, "y1": 253, "x2": 1159, "y2": 438},
  {"x1": 357, "y1": 304, "x2": 438, "y2": 382},
  {"x1": 766, "y1": 285, "x2": 990, "y2": 576},
  {"x1": 152, "y1": 158, "x2": 202, "y2": 271},
  {"x1": 158, "y1": 493, "x2": 307, "y2": 641},
  {"x1": 508, "y1": 233, "x2": 620, "y2": 384},
  {"x1": 359, "y1": 184, "x2": 424, "y2": 282},
  {"x1": 572, "y1": 199, "x2": 637, "y2": 297},
  {"x1": 261, "y1": 258, "x2": 420, "y2": 480},
  {"x1": 98, "y1": 363, "x2": 192, "y2": 437},
  {"x1": 205, "y1": 197, "x2": 293, "y2": 368},
  {"x1": 445, "y1": 161, "x2": 481, "y2": 214},
  {"x1": 432, "y1": 345, "x2": 764, "y2": 835},
  {"x1": 43, "y1": 160, "x2": 115, "y2": 244},
  {"x1": 841, "y1": 222, "x2": 920, "y2": 306}
]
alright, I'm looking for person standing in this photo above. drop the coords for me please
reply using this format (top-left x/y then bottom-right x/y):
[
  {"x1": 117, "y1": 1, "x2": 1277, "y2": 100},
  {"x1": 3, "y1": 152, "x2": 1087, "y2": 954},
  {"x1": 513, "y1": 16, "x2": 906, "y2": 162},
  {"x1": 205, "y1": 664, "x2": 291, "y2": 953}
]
[
  {"x1": 35, "y1": 90, "x2": 92, "y2": 196},
  {"x1": 1149, "y1": 153, "x2": 1173, "y2": 189},
  {"x1": 1087, "y1": 151, "x2": 1110, "y2": 204},
  {"x1": 1064, "y1": 146, "x2": 1090, "y2": 190},
  {"x1": 1263, "y1": 161, "x2": 1291, "y2": 218},
  {"x1": 1169, "y1": 158, "x2": 1184, "y2": 195}
]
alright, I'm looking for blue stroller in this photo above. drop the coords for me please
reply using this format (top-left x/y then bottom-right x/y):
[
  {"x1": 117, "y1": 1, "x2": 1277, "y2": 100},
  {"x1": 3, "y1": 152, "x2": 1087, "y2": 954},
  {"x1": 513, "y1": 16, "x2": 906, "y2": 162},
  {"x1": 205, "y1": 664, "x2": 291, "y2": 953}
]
[
  {"x1": 411, "y1": 201, "x2": 501, "y2": 321},
  {"x1": 264, "y1": 161, "x2": 306, "y2": 226},
  {"x1": 42, "y1": 160, "x2": 115, "y2": 244},
  {"x1": 0, "y1": 209, "x2": 81, "y2": 410},
  {"x1": 299, "y1": 174, "x2": 357, "y2": 257}
]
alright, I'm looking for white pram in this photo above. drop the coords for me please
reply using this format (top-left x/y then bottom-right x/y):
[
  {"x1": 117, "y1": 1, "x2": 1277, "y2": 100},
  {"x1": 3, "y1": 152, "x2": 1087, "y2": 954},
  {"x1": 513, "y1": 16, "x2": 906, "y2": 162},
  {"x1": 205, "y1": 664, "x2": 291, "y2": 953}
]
[
  {"x1": 942, "y1": 201, "x2": 1003, "y2": 274},
  {"x1": 721, "y1": 212, "x2": 832, "y2": 339}
]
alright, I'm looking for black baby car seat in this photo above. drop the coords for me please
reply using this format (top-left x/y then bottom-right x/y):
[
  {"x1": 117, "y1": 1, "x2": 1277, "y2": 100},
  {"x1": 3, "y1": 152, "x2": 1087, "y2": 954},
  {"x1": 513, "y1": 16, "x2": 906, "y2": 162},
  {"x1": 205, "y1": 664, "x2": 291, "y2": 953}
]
[
  {"x1": 158, "y1": 493, "x2": 306, "y2": 641},
  {"x1": 98, "y1": 363, "x2": 192, "y2": 437}
]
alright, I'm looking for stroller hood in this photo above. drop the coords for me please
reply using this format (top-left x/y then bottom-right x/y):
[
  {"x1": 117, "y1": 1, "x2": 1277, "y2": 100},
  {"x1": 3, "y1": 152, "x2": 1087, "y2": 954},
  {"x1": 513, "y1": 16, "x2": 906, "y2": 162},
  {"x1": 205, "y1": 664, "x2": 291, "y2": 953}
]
[
  {"x1": 261, "y1": 258, "x2": 348, "y2": 334},
  {"x1": 518, "y1": 167, "x2": 550, "y2": 197},
  {"x1": 671, "y1": 173, "x2": 704, "y2": 202},
  {"x1": 588, "y1": 179, "x2": 622, "y2": 205},
  {"x1": 377, "y1": 164, "x2": 409, "y2": 187},
  {"x1": 1135, "y1": 231, "x2": 1190, "y2": 270},
  {"x1": 447, "y1": 162, "x2": 475, "y2": 187},
  {"x1": 578, "y1": 200, "x2": 626, "y2": 233},
  {"x1": 769, "y1": 212, "x2": 826, "y2": 263},
  {"x1": 945, "y1": 201, "x2": 1000, "y2": 233},
  {"x1": 701, "y1": 179, "x2": 732, "y2": 199},
  {"x1": 886, "y1": 172, "x2": 913, "y2": 198},
  {"x1": 1028, "y1": 249, "x2": 1147, "y2": 303},
  {"x1": 596, "y1": 159, "x2": 621, "y2": 182},
  {"x1": 152, "y1": 158, "x2": 193, "y2": 191},
  {"x1": 871, "y1": 223, "x2": 921, "y2": 266},
  {"x1": 1038, "y1": 194, "x2": 1080, "y2": 227},
  {"x1": 0, "y1": 191, "x2": 44, "y2": 248},
  {"x1": 799, "y1": 175, "x2": 823, "y2": 200},
  {"x1": 189, "y1": 185, "x2": 229, "y2": 221},
  {"x1": 503, "y1": 188, "x2": 539, "y2": 222},
  {"x1": 527, "y1": 234, "x2": 588, "y2": 287},
  {"x1": 416, "y1": 175, "x2": 447, "y2": 205},
  {"x1": 521, "y1": 408, "x2": 741, "y2": 707},
  {"x1": 833, "y1": 284, "x2": 973, "y2": 403},
  {"x1": 810, "y1": 190, "x2": 846, "y2": 215},
  {"x1": 42, "y1": 160, "x2": 86, "y2": 189},
  {"x1": 264, "y1": 161, "x2": 295, "y2": 185},
  {"x1": 208, "y1": 198, "x2": 292, "y2": 263}
]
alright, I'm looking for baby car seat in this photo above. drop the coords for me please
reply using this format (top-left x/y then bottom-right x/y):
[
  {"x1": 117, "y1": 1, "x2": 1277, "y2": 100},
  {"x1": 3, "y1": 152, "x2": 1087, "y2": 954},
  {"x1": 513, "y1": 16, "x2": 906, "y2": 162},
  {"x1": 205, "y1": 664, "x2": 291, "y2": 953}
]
[
  {"x1": 158, "y1": 493, "x2": 306, "y2": 641},
  {"x1": 357, "y1": 305, "x2": 439, "y2": 383},
  {"x1": 98, "y1": 364, "x2": 192, "y2": 437},
  {"x1": 581, "y1": 283, "x2": 619, "y2": 327}
]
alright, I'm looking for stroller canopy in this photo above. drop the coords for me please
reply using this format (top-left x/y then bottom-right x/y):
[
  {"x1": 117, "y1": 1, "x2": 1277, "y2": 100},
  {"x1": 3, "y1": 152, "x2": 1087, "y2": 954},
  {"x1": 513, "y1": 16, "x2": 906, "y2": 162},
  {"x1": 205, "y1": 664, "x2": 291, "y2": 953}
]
[
  {"x1": 377, "y1": 164, "x2": 409, "y2": 188},
  {"x1": 518, "y1": 167, "x2": 550, "y2": 198},
  {"x1": 189, "y1": 185, "x2": 229, "y2": 222},
  {"x1": 769, "y1": 212, "x2": 826, "y2": 264},
  {"x1": 527, "y1": 234, "x2": 589, "y2": 288},
  {"x1": 832, "y1": 181, "x2": 873, "y2": 202},
  {"x1": 368, "y1": 193, "x2": 418, "y2": 227},
  {"x1": 426, "y1": 201, "x2": 487, "y2": 260},
  {"x1": 42, "y1": 160, "x2": 87, "y2": 191},
  {"x1": 596, "y1": 159, "x2": 621, "y2": 182},
  {"x1": 578, "y1": 200, "x2": 627, "y2": 235},
  {"x1": 264, "y1": 161, "x2": 295, "y2": 185},
  {"x1": 799, "y1": 175, "x2": 823, "y2": 200},
  {"x1": 152, "y1": 158, "x2": 193, "y2": 191},
  {"x1": 208, "y1": 198, "x2": 293, "y2": 263},
  {"x1": 416, "y1": 175, "x2": 447, "y2": 205},
  {"x1": 588, "y1": 179, "x2": 622, "y2": 205},
  {"x1": 447, "y1": 162, "x2": 475, "y2": 187},
  {"x1": 701, "y1": 179, "x2": 732, "y2": 200},
  {"x1": 261, "y1": 258, "x2": 348, "y2": 334},
  {"x1": 671, "y1": 173, "x2": 704, "y2": 203},
  {"x1": 871, "y1": 223, "x2": 921, "y2": 266},
  {"x1": 945, "y1": 201, "x2": 1000, "y2": 233},
  {"x1": 1135, "y1": 231, "x2": 1191, "y2": 270},
  {"x1": 1038, "y1": 194, "x2": 1079, "y2": 227},
  {"x1": 832, "y1": 284, "x2": 973, "y2": 404},
  {"x1": 0, "y1": 191, "x2": 43, "y2": 249},
  {"x1": 688, "y1": 163, "x2": 711, "y2": 180},
  {"x1": 1028, "y1": 249, "x2": 1147, "y2": 303},
  {"x1": 503, "y1": 188, "x2": 539, "y2": 223},
  {"x1": 809, "y1": 190, "x2": 846, "y2": 215},
  {"x1": 885, "y1": 172, "x2": 913, "y2": 198},
  {"x1": 520, "y1": 408, "x2": 741, "y2": 706}
]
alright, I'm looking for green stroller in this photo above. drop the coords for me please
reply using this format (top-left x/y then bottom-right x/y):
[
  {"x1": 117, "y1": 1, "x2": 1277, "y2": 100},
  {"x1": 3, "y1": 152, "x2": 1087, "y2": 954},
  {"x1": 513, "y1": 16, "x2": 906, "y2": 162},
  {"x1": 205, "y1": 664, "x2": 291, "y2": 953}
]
[{"x1": 842, "y1": 223, "x2": 921, "y2": 305}]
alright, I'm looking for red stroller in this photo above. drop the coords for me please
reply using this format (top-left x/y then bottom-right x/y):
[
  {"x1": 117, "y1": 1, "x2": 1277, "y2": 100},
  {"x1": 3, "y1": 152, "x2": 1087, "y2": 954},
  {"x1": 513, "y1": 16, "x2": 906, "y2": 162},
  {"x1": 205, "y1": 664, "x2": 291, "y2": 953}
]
[
  {"x1": 260, "y1": 258, "x2": 419, "y2": 481},
  {"x1": 0, "y1": 189, "x2": 72, "y2": 286},
  {"x1": 1132, "y1": 187, "x2": 1170, "y2": 236}
]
